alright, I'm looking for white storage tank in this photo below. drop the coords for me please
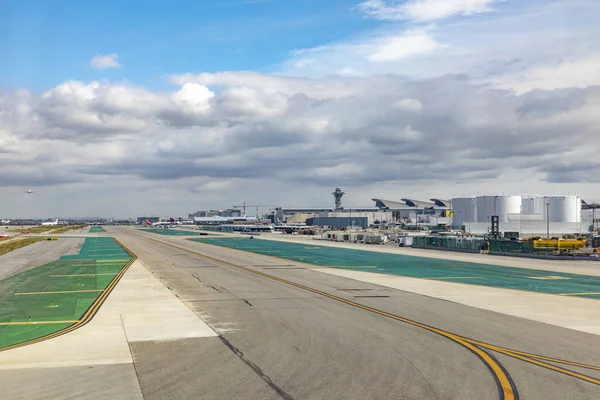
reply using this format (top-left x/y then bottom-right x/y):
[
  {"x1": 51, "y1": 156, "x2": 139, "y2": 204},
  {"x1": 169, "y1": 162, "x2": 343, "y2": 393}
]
[
  {"x1": 521, "y1": 196, "x2": 545, "y2": 215},
  {"x1": 543, "y1": 195, "x2": 581, "y2": 223},
  {"x1": 451, "y1": 197, "x2": 477, "y2": 227},
  {"x1": 476, "y1": 195, "x2": 522, "y2": 222}
]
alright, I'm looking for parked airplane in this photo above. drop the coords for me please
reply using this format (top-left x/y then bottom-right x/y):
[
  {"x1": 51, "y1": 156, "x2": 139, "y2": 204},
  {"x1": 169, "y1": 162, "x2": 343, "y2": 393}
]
[
  {"x1": 151, "y1": 218, "x2": 178, "y2": 227},
  {"x1": 150, "y1": 217, "x2": 194, "y2": 227},
  {"x1": 41, "y1": 219, "x2": 59, "y2": 226},
  {"x1": 25, "y1": 189, "x2": 33, "y2": 194}
]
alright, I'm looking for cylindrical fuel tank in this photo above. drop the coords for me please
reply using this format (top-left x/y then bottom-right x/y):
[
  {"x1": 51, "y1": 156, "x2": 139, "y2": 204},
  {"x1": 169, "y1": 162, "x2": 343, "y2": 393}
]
[
  {"x1": 543, "y1": 195, "x2": 581, "y2": 223},
  {"x1": 476, "y1": 195, "x2": 522, "y2": 222},
  {"x1": 451, "y1": 197, "x2": 476, "y2": 227}
]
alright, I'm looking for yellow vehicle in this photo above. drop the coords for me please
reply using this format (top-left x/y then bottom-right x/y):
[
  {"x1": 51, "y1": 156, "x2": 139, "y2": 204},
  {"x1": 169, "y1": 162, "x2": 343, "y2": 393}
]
[{"x1": 533, "y1": 239, "x2": 585, "y2": 249}]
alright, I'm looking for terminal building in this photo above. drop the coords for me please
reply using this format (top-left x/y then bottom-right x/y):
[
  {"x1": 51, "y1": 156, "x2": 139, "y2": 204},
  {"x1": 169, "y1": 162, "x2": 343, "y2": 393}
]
[
  {"x1": 273, "y1": 208, "x2": 395, "y2": 227},
  {"x1": 371, "y1": 198, "x2": 452, "y2": 227}
]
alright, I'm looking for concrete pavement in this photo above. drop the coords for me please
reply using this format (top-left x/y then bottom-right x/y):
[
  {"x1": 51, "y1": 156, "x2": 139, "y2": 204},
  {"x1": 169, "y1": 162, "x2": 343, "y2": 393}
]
[
  {"x1": 1, "y1": 226, "x2": 600, "y2": 399},
  {"x1": 0, "y1": 238, "x2": 84, "y2": 281},
  {"x1": 117, "y1": 228, "x2": 600, "y2": 400}
]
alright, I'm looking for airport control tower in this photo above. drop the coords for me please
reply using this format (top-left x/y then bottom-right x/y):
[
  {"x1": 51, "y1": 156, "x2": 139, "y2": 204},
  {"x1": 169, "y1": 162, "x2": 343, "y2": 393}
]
[{"x1": 332, "y1": 188, "x2": 345, "y2": 210}]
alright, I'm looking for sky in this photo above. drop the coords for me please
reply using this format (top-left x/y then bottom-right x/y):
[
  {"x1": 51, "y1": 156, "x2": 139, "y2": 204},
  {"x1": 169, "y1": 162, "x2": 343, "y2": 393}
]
[{"x1": 1, "y1": 0, "x2": 600, "y2": 219}]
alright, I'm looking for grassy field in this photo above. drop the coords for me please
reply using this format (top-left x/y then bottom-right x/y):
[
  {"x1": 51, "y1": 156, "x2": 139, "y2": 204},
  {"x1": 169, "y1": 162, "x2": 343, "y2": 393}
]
[
  {"x1": 51, "y1": 225, "x2": 85, "y2": 235},
  {"x1": 7, "y1": 225, "x2": 84, "y2": 235},
  {"x1": 0, "y1": 238, "x2": 44, "y2": 257},
  {"x1": 8, "y1": 226, "x2": 57, "y2": 234}
]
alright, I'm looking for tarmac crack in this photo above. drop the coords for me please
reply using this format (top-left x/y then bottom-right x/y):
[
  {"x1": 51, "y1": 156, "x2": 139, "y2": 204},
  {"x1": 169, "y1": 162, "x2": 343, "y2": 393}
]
[{"x1": 219, "y1": 335, "x2": 294, "y2": 400}]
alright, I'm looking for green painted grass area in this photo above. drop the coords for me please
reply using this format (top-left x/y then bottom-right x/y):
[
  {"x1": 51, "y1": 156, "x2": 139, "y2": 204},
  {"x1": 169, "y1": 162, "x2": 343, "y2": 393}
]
[
  {"x1": 141, "y1": 228, "x2": 212, "y2": 236},
  {"x1": 191, "y1": 237, "x2": 600, "y2": 299},
  {"x1": 0, "y1": 323, "x2": 73, "y2": 349},
  {"x1": 88, "y1": 226, "x2": 106, "y2": 233},
  {"x1": 0, "y1": 237, "x2": 132, "y2": 350}
]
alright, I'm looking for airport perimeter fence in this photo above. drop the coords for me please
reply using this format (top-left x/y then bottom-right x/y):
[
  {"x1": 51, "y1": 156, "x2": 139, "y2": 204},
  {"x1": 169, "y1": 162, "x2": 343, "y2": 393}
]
[{"x1": 412, "y1": 236, "x2": 484, "y2": 252}]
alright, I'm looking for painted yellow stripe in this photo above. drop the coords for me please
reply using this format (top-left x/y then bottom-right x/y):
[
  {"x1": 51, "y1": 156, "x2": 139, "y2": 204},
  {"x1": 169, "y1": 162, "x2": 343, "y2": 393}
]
[
  {"x1": 147, "y1": 235, "x2": 517, "y2": 400},
  {"x1": 558, "y1": 292, "x2": 600, "y2": 296},
  {"x1": 488, "y1": 346, "x2": 600, "y2": 386},
  {"x1": 15, "y1": 289, "x2": 104, "y2": 296},
  {"x1": 467, "y1": 339, "x2": 600, "y2": 373},
  {"x1": 50, "y1": 274, "x2": 116, "y2": 277},
  {"x1": 0, "y1": 320, "x2": 79, "y2": 326}
]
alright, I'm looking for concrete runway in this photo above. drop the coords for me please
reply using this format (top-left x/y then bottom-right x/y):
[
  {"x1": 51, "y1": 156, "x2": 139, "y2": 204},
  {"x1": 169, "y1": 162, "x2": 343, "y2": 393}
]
[
  {"x1": 2, "y1": 227, "x2": 599, "y2": 399},
  {"x1": 110, "y1": 228, "x2": 600, "y2": 400},
  {"x1": 0, "y1": 238, "x2": 84, "y2": 281}
]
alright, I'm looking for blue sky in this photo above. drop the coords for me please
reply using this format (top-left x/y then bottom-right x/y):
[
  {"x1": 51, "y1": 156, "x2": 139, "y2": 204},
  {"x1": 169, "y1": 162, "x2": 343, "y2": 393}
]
[{"x1": 1, "y1": 0, "x2": 383, "y2": 90}]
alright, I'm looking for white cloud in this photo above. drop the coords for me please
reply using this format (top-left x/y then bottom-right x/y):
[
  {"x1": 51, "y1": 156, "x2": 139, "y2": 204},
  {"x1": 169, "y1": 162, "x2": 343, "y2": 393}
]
[
  {"x1": 280, "y1": 0, "x2": 600, "y2": 93},
  {"x1": 172, "y1": 83, "x2": 214, "y2": 114},
  {"x1": 489, "y1": 53, "x2": 600, "y2": 94},
  {"x1": 90, "y1": 53, "x2": 122, "y2": 69},
  {"x1": 358, "y1": 0, "x2": 504, "y2": 22},
  {"x1": 393, "y1": 98, "x2": 423, "y2": 112},
  {"x1": 3, "y1": 72, "x2": 600, "y2": 219},
  {"x1": 368, "y1": 29, "x2": 441, "y2": 61}
]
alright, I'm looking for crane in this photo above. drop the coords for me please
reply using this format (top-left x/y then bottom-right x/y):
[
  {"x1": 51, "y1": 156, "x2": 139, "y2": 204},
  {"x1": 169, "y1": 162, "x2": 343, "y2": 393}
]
[{"x1": 233, "y1": 203, "x2": 278, "y2": 219}]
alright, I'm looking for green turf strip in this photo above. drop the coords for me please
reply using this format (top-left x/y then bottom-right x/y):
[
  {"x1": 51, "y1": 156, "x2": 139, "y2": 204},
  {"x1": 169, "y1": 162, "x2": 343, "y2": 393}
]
[
  {"x1": 88, "y1": 226, "x2": 106, "y2": 233},
  {"x1": 191, "y1": 237, "x2": 600, "y2": 299},
  {"x1": 0, "y1": 323, "x2": 73, "y2": 349},
  {"x1": 0, "y1": 237, "x2": 132, "y2": 350}
]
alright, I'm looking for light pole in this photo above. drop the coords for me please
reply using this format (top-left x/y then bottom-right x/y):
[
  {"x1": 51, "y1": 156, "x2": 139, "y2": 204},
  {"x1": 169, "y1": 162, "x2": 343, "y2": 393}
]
[
  {"x1": 519, "y1": 205, "x2": 522, "y2": 238},
  {"x1": 546, "y1": 202, "x2": 550, "y2": 239},
  {"x1": 414, "y1": 209, "x2": 418, "y2": 231}
]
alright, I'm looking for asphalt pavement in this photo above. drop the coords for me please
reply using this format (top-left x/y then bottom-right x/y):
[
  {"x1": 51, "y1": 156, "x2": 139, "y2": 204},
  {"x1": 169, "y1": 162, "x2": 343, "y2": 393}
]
[{"x1": 110, "y1": 227, "x2": 600, "y2": 400}]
